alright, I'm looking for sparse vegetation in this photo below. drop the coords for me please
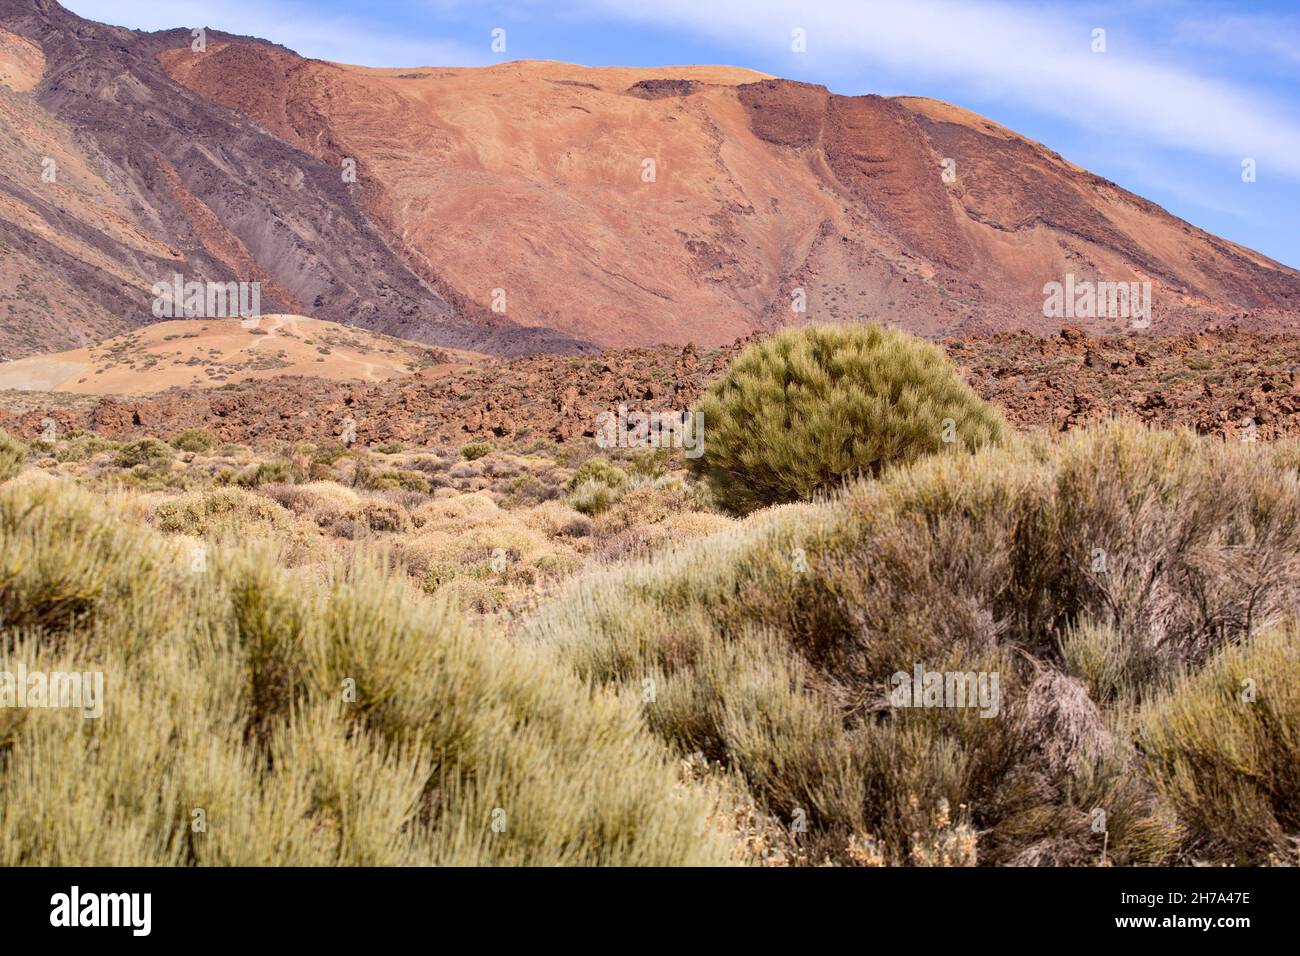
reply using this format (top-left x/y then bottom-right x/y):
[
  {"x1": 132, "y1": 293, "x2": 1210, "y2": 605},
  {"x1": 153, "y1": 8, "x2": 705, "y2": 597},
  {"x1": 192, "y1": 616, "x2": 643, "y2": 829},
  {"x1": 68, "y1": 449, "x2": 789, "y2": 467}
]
[
  {"x1": 3, "y1": 343, "x2": 1298, "y2": 867},
  {"x1": 231, "y1": 459, "x2": 302, "y2": 488},
  {"x1": 0, "y1": 479, "x2": 731, "y2": 865},
  {"x1": 527, "y1": 422, "x2": 1300, "y2": 865},
  {"x1": 0, "y1": 429, "x2": 26, "y2": 482},
  {"x1": 55, "y1": 432, "x2": 117, "y2": 463},
  {"x1": 148, "y1": 486, "x2": 300, "y2": 538}
]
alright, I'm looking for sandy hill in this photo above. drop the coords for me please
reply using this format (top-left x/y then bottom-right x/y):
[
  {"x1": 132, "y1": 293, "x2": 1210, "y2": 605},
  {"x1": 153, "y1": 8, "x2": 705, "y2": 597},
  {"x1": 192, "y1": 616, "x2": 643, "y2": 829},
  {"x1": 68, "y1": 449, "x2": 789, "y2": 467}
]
[{"x1": 0, "y1": 314, "x2": 477, "y2": 395}]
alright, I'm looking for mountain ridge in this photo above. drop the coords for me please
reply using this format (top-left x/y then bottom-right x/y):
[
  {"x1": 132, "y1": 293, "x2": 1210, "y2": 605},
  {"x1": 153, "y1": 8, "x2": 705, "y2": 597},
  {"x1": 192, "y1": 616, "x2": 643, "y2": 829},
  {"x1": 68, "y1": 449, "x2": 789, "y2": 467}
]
[
  {"x1": 0, "y1": 0, "x2": 593, "y2": 358},
  {"x1": 1, "y1": 0, "x2": 1298, "y2": 361}
]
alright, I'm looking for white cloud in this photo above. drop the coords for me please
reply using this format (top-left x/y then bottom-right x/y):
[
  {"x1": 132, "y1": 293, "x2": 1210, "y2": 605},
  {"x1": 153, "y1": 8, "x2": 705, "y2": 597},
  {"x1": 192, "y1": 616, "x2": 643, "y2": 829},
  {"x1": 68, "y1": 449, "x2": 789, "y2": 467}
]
[{"x1": 585, "y1": 0, "x2": 1300, "y2": 178}]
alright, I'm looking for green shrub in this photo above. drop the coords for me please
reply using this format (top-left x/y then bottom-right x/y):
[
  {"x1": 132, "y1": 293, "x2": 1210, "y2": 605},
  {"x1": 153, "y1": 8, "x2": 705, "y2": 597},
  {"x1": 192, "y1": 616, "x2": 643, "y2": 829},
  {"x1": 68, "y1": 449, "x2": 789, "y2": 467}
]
[
  {"x1": 565, "y1": 456, "x2": 632, "y2": 516},
  {"x1": 1141, "y1": 623, "x2": 1300, "y2": 863},
  {"x1": 689, "y1": 323, "x2": 1008, "y2": 513},
  {"x1": 234, "y1": 459, "x2": 301, "y2": 488},
  {"x1": 0, "y1": 479, "x2": 731, "y2": 865},
  {"x1": 170, "y1": 428, "x2": 217, "y2": 453},
  {"x1": 115, "y1": 437, "x2": 174, "y2": 469},
  {"x1": 389, "y1": 470, "x2": 431, "y2": 494},
  {"x1": 461, "y1": 442, "x2": 494, "y2": 461},
  {"x1": 568, "y1": 478, "x2": 618, "y2": 517},
  {"x1": 566, "y1": 457, "x2": 627, "y2": 493},
  {"x1": 1060, "y1": 619, "x2": 1163, "y2": 705},
  {"x1": 151, "y1": 487, "x2": 298, "y2": 538},
  {"x1": 54, "y1": 433, "x2": 116, "y2": 464},
  {"x1": 528, "y1": 422, "x2": 1298, "y2": 865},
  {"x1": 312, "y1": 442, "x2": 352, "y2": 467},
  {"x1": 359, "y1": 500, "x2": 411, "y2": 533},
  {"x1": 624, "y1": 447, "x2": 674, "y2": 480},
  {"x1": 352, "y1": 457, "x2": 430, "y2": 494},
  {"x1": 0, "y1": 430, "x2": 27, "y2": 483}
]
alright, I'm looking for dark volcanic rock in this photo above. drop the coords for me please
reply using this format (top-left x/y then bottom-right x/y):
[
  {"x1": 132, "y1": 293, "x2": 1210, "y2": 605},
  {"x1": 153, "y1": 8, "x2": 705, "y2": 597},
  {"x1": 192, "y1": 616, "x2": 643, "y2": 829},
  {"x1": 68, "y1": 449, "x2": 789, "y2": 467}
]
[{"x1": 0, "y1": 0, "x2": 591, "y2": 356}]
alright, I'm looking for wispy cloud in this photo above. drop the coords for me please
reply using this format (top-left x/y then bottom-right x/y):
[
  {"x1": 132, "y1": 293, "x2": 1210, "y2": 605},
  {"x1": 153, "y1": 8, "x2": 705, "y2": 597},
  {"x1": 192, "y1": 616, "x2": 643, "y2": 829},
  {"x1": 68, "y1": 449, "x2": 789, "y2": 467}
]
[{"x1": 583, "y1": 0, "x2": 1300, "y2": 178}]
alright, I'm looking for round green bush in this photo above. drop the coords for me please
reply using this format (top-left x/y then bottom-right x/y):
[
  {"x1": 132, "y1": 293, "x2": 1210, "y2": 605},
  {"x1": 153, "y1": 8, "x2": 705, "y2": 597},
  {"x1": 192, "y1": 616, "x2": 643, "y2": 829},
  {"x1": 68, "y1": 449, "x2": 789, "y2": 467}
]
[
  {"x1": 170, "y1": 428, "x2": 216, "y2": 453},
  {"x1": 566, "y1": 457, "x2": 628, "y2": 493},
  {"x1": 689, "y1": 323, "x2": 1008, "y2": 513},
  {"x1": 568, "y1": 478, "x2": 619, "y2": 517},
  {"x1": 115, "y1": 437, "x2": 174, "y2": 470},
  {"x1": 461, "y1": 442, "x2": 495, "y2": 461},
  {"x1": 0, "y1": 430, "x2": 28, "y2": 483}
]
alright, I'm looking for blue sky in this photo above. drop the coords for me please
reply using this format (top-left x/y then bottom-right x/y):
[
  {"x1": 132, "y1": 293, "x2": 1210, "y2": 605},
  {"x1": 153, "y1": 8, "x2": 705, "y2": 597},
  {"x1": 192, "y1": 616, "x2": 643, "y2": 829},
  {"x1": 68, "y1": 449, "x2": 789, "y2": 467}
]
[{"x1": 67, "y1": 0, "x2": 1300, "y2": 268}]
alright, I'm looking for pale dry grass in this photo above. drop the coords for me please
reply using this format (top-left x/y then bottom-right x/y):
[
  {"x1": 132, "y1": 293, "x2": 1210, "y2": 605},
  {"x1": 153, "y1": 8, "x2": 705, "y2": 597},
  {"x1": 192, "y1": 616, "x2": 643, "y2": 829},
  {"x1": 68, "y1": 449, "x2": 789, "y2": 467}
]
[
  {"x1": 525, "y1": 422, "x2": 1300, "y2": 865},
  {"x1": 9, "y1": 421, "x2": 1295, "y2": 866},
  {"x1": 0, "y1": 478, "x2": 733, "y2": 865}
]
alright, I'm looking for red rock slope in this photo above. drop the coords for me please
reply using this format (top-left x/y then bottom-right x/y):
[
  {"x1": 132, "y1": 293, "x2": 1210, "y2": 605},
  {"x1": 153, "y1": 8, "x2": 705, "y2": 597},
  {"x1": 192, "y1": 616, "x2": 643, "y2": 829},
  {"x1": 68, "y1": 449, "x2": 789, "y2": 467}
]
[{"x1": 162, "y1": 48, "x2": 1300, "y2": 347}]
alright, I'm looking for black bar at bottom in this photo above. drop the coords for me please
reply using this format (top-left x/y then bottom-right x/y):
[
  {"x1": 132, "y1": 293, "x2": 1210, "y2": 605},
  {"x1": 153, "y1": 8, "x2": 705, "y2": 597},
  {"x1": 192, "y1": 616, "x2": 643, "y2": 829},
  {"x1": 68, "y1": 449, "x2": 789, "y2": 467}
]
[{"x1": 0, "y1": 866, "x2": 1278, "y2": 942}]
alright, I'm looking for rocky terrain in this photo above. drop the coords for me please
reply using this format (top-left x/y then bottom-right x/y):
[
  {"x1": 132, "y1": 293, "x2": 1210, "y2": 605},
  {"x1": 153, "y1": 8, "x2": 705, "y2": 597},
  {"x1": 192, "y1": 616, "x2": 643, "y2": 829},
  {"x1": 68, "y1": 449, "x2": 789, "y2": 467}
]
[{"x1": 3, "y1": 326, "x2": 1299, "y2": 447}]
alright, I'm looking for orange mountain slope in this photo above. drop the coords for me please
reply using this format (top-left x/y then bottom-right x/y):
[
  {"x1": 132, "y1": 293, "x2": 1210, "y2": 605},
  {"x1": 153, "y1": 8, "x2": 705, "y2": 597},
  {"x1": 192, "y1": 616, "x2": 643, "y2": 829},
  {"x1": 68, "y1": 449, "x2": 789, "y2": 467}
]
[{"x1": 161, "y1": 46, "x2": 1300, "y2": 347}]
